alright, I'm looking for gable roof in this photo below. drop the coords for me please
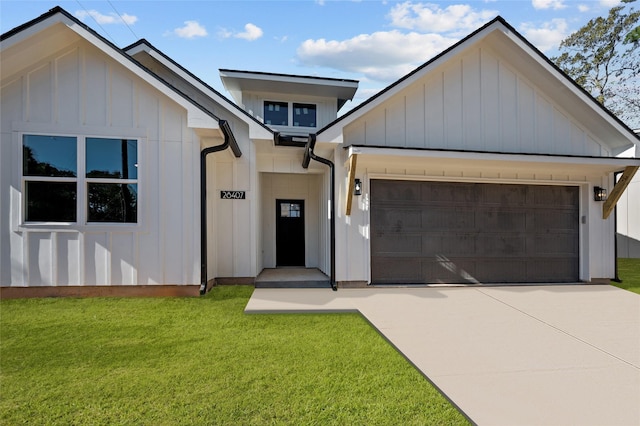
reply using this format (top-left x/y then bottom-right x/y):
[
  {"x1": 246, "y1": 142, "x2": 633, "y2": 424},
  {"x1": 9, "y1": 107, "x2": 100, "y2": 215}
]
[
  {"x1": 0, "y1": 6, "x2": 232, "y2": 141},
  {"x1": 124, "y1": 39, "x2": 274, "y2": 140},
  {"x1": 316, "y1": 16, "x2": 639, "y2": 153}
]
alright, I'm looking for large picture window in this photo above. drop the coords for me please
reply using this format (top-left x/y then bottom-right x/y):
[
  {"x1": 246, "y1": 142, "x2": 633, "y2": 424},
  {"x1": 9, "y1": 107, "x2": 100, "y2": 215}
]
[{"x1": 22, "y1": 134, "x2": 138, "y2": 224}]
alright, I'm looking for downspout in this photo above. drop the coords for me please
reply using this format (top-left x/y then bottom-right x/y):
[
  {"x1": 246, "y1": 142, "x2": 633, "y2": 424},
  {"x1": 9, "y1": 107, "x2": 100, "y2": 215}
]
[
  {"x1": 303, "y1": 134, "x2": 337, "y2": 291},
  {"x1": 200, "y1": 120, "x2": 242, "y2": 295}
]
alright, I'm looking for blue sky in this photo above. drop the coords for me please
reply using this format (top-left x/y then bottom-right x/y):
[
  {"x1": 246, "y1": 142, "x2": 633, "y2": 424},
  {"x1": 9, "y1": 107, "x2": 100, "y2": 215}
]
[{"x1": 0, "y1": 0, "x2": 627, "y2": 110}]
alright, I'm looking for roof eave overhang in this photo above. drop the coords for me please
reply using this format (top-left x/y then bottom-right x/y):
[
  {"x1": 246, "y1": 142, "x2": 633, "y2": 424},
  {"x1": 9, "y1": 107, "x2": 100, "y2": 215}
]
[
  {"x1": 219, "y1": 69, "x2": 359, "y2": 102},
  {"x1": 125, "y1": 42, "x2": 273, "y2": 140},
  {"x1": 346, "y1": 145, "x2": 640, "y2": 176}
]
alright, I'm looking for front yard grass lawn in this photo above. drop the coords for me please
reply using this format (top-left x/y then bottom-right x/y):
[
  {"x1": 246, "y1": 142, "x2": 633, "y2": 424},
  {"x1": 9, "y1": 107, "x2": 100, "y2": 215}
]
[
  {"x1": 612, "y1": 258, "x2": 640, "y2": 294},
  {"x1": 1, "y1": 286, "x2": 468, "y2": 425}
]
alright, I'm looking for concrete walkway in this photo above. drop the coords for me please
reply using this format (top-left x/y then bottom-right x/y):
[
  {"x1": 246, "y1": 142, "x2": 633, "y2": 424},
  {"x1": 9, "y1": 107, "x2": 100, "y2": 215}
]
[{"x1": 245, "y1": 285, "x2": 640, "y2": 426}]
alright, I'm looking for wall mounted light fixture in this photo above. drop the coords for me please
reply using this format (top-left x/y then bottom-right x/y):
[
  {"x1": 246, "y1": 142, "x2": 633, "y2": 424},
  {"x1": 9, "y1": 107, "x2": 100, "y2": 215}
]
[
  {"x1": 354, "y1": 178, "x2": 362, "y2": 196},
  {"x1": 593, "y1": 186, "x2": 607, "y2": 202}
]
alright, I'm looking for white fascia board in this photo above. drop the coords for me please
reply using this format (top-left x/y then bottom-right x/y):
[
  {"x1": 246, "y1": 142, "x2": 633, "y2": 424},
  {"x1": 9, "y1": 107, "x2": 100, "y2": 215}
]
[
  {"x1": 348, "y1": 146, "x2": 640, "y2": 174},
  {"x1": 59, "y1": 17, "x2": 219, "y2": 131},
  {"x1": 1, "y1": 23, "x2": 44, "y2": 50},
  {"x1": 140, "y1": 48, "x2": 271, "y2": 139}
]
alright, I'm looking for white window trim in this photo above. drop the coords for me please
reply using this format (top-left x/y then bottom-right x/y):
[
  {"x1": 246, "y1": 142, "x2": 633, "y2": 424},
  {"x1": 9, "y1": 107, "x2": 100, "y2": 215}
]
[{"x1": 15, "y1": 128, "x2": 144, "y2": 232}]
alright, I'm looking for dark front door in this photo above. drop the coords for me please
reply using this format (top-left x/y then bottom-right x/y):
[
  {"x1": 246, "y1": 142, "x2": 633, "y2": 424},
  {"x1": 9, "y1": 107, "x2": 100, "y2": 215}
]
[{"x1": 276, "y1": 199, "x2": 305, "y2": 266}]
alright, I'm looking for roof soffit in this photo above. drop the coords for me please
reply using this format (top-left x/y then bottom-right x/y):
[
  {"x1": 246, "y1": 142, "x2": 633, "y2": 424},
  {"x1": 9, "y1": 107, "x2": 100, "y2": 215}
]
[
  {"x1": 348, "y1": 146, "x2": 640, "y2": 176},
  {"x1": 1, "y1": 22, "x2": 80, "y2": 85},
  {"x1": 219, "y1": 69, "x2": 359, "y2": 108}
]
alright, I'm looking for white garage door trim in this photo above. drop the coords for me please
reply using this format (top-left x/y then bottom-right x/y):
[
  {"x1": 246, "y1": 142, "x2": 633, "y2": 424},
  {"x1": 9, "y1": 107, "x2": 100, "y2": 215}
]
[{"x1": 366, "y1": 175, "x2": 583, "y2": 285}]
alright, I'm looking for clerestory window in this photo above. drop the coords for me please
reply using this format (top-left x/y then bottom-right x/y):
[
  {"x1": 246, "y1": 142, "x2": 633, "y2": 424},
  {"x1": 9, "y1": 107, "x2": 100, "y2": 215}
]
[{"x1": 264, "y1": 101, "x2": 316, "y2": 128}]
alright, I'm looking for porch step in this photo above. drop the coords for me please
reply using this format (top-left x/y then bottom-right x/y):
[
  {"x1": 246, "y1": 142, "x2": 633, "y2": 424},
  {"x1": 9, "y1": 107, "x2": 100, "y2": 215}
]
[
  {"x1": 255, "y1": 280, "x2": 331, "y2": 289},
  {"x1": 255, "y1": 268, "x2": 330, "y2": 289}
]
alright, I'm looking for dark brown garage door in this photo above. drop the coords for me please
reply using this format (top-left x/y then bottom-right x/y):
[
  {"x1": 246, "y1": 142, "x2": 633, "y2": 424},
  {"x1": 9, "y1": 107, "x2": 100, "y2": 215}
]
[{"x1": 370, "y1": 180, "x2": 579, "y2": 284}]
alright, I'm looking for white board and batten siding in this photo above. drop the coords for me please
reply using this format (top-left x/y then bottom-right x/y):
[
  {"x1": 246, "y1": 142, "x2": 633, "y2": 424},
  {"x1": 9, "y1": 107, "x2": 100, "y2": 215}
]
[
  {"x1": 337, "y1": 158, "x2": 617, "y2": 283},
  {"x1": 343, "y1": 45, "x2": 609, "y2": 158},
  {"x1": 1, "y1": 40, "x2": 201, "y2": 287},
  {"x1": 242, "y1": 92, "x2": 338, "y2": 132},
  {"x1": 335, "y1": 43, "x2": 620, "y2": 284},
  {"x1": 209, "y1": 135, "x2": 257, "y2": 280},
  {"x1": 616, "y1": 145, "x2": 640, "y2": 258}
]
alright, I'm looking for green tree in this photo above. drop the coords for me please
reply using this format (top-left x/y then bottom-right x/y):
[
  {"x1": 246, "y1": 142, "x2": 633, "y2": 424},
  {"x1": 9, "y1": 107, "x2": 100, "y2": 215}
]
[{"x1": 552, "y1": 0, "x2": 640, "y2": 128}]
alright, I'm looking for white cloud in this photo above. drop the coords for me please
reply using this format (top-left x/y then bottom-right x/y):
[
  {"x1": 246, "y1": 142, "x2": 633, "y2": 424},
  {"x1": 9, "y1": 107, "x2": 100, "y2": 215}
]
[
  {"x1": 218, "y1": 23, "x2": 264, "y2": 41},
  {"x1": 297, "y1": 30, "x2": 457, "y2": 82},
  {"x1": 578, "y1": 4, "x2": 590, "y2": 12},
  {"x1": 75, "y1": 9, "x2": 137, "y2": 25},
  {"x1": 235, "y1": 23, "x2": 263, "y2": 41},
  {"x1": 531, "y1": 0, "x2": 566, "y2": 10},
  {"x1": 388, "y1": 2, "x2": 497, "y2": 34},
  {"x1": 520, "y1": 18, "x2": 568, "y2": 52},
  {"x1": 170, "y1": 21, "x2": 208, "y2": 39},
  {"x1": 599, "y1": 0, "x2": 621, "y2": 7}
]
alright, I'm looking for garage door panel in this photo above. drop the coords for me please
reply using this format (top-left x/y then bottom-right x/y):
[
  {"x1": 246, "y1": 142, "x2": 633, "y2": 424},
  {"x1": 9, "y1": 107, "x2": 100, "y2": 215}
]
[
  {"x1": 532, "y1": 234, "x2": 578, "y2": 255},
  {"x1": 475, "y1": 259, "x2": 528, "y2": 282},
  {"x1": 477, "y1": 235, "x2": 526, "y2": 256},
  {"x1": 531, "y1": 185, "x2": 579, "y2": 207},
  {"x1": 424, "y1": 208, "x2": 476, "y2": 229},
  {"x1": 370, "y1": 180, "x2": 579, "y2": 284},
  {"x1": 372, "y1": 233, "x2": 422, "y2": 255},
  {"x1": 477, "y1": 210, "x2": 527, "y2": 231},
  {"x1": 372, "y1": 180, "x2": 422, "y2": 202},
  {"x1": 423, "y1": 257, "x2": 478, "y2": 284},
  {"x1": 534, "y1": 211, "x2": 577, "y2": 231},
  {"x1": 371, "y1": 208, "x2": 422, "y2": 230},
  {"x1": 528, "y1": 259, "x2": 578, "y2": 281},
  {"x1": 424, "y1": 182, "x2": 479, "y2": 203},
  {"x1": 481, "y1": 185, "x2": 527, "y2": 205},
  {"x1": 422, "y1": 235, "x2": 445, "y2": 255},
  {"x1": 442, "y1": 235, "x2": 477, "y2": 255},
  {"x1": 372, "y1": 258, "x2": 422, "y2": 282}
]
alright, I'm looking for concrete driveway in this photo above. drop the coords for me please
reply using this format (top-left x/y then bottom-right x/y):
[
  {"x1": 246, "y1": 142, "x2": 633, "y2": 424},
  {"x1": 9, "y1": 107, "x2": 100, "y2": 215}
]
[{"x1": 245, "y1": 285, "x2": 640, "y2": 426}]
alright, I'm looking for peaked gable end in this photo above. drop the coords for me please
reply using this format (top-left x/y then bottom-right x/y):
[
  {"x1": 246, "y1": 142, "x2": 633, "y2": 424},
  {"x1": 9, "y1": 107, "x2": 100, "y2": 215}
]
[
  {"x1": 343, "y1": 39, "x2": 609, "y2": 157},
  {"x1": 323, "y1": 17, "x2": 637, "y2": 157}
]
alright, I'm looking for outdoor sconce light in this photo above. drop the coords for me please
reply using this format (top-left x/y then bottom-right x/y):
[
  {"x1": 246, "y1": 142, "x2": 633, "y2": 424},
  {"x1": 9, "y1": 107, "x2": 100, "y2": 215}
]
[
  {"x1": 594, "y1": 186, "x2": 607, "y2": 202},
  {"x1": 354, "y1": 179, "x2": 362, "y2": 196}
]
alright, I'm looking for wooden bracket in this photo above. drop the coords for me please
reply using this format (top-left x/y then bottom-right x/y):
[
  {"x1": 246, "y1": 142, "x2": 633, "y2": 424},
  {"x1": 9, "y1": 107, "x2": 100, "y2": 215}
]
[
  {"x1": 602, "y1": 165, "x2": 639, "y2": 219},
  {"x1": 345, "y1": 154, "x2": 358, "y2": 216}
]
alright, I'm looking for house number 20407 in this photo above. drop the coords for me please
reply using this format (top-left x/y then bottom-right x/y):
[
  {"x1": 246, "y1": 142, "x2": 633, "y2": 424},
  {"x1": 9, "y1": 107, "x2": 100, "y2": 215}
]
[{"x1": 220, "y1": 191, "x2": 246, "y2": 200}]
